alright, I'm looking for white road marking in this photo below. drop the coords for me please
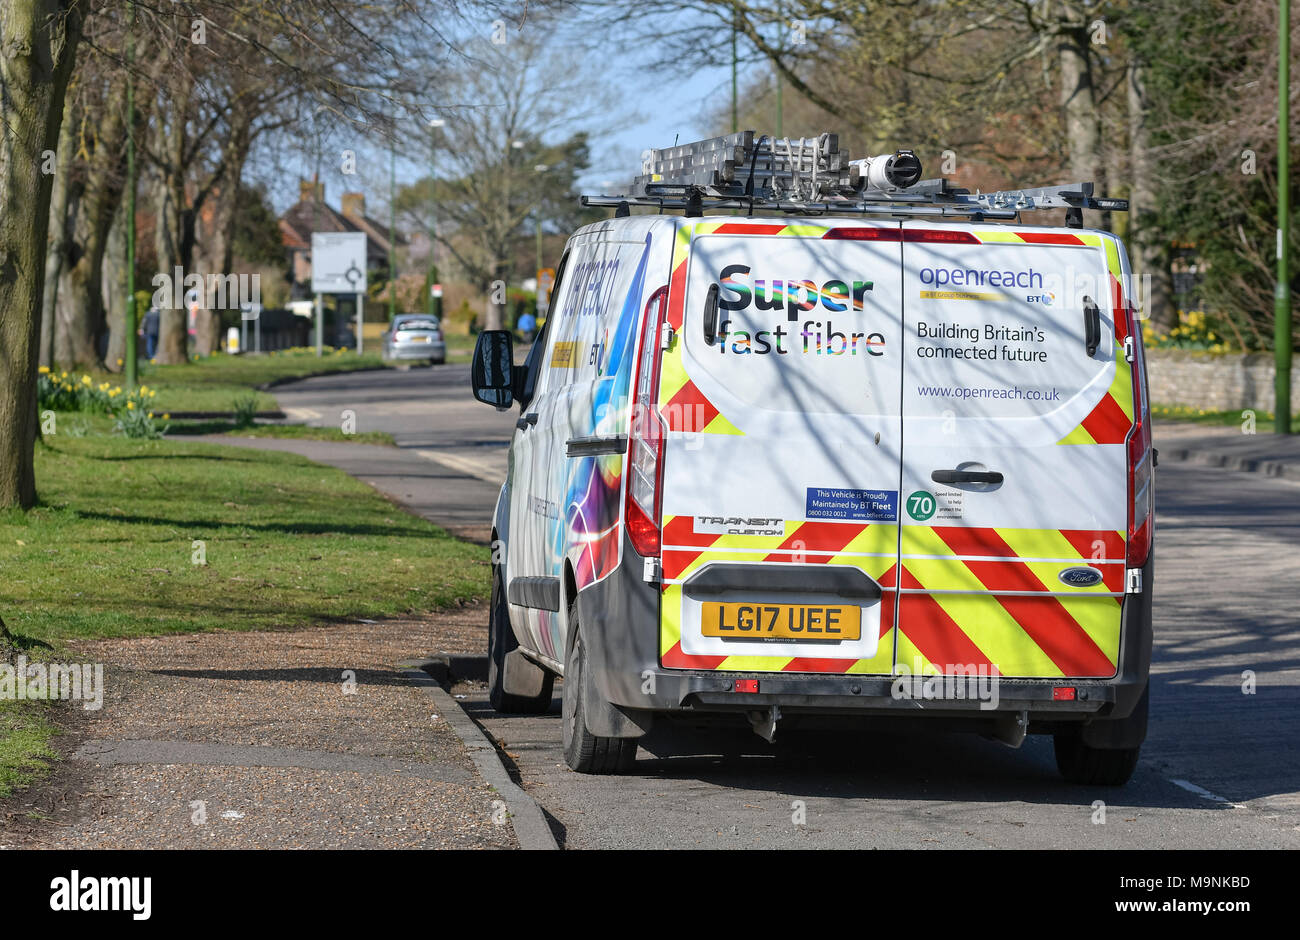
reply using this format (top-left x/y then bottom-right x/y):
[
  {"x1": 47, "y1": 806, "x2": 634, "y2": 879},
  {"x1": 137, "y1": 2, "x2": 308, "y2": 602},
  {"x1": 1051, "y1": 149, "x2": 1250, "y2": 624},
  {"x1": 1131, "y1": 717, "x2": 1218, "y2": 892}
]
[
  {"x1": 282, "y1": 407, "x2": 323, "y2": 421},
  {"x1": 414, "y1": 449, "x2": 506, "y2": 485},
  {"x1": 1169, "y1": 778, "x2": 1246, "y2": 808}
]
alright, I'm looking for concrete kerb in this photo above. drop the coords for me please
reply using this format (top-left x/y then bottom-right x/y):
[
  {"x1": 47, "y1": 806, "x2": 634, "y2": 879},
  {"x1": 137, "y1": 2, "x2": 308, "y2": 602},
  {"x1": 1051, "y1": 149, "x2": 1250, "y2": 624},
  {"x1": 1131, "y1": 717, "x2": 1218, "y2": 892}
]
[
  {"x1": 399, "y1": 659, "x2": 558, "y2": 851},
  {"x1": 1158, "y1": 444, "x2": 1300, "y2": 483},
  {"x1": 256, "y1": 364, "x2": 392, "y2": 392}
]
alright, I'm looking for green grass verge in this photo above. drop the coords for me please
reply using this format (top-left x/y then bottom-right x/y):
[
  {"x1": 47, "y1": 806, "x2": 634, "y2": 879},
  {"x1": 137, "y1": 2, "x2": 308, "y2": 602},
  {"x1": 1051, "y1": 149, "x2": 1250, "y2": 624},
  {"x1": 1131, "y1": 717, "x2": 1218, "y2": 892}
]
[
  {"x1": 47, "y1": 412, "x2": 395, "y2": 446},
  {"x1": 1, "y1": 435, "x2": 489, "y2": 644},
  {"x1": 79, "y1": 348, "x2": 387, "y2": 413},
  {"x1": 0, "y1": 700, "x2": 57, "y2": 799},
  {"x1": 444, "y1": 332, "x2": 474, "y2": 364},
  {"x1": 172, "y1": 421, "x2": 396, "y2": 446},
  {"x1": 1152, "y1": 404, "x2": 1296, "y2": 432}
]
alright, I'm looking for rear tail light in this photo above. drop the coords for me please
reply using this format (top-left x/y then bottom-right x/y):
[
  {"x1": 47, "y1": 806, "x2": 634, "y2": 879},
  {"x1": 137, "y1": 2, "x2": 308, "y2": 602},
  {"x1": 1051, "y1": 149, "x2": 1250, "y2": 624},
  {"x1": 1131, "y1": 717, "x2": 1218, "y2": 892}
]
[
  {"x1": 823, "y1": 226, "x2": 901, "y2": 241},
  {"x1": 626, "y1": 286, "x2": 669, "y2": 557},
  {"x1": 1124, "y1": 301, "x2": 1154, "y2": 569},
  {"x1": 902, "y1": 228, "x2": 980, "y2": 243},
  {"x1": 822, "y1": 227, "x2": 980, "y2": 243}
]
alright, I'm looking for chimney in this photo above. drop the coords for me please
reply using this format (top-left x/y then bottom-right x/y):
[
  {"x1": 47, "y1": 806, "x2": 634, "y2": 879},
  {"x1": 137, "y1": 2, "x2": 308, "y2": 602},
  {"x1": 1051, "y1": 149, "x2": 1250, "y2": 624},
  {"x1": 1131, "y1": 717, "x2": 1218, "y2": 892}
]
[
  {"x1": 299, "y1": 178, "x2": 323, "y2": 203},
  {"x1": 341, "y1": 192, "x2": 366, "y2": 221}
]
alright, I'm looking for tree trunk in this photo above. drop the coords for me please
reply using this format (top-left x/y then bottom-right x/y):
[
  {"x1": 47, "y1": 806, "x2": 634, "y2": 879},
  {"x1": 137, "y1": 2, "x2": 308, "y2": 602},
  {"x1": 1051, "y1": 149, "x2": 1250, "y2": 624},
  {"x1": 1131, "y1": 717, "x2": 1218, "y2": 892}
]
[
  {"x1": 53, "y1": 98, "x2": 127, "y2": 370},
  {"x1": 39, "y1": 93, "x2": 74, "y2": 369},
  {"x1": 194, "y1": 110, "x2": 253, "y2": 357},
  {"x1": 1126, "y1": 58, "x2": 1176, "y2": 331},
  {"x1": 152, "y1": 78, "x2": 194, "y2": 365},
  {"x1": 0, "y1": 0, "x2": 83, "y2": 509},
  {"x1": 483, "y1": 266, "x2": 505, "y2": 330},
  {"x1": 1057, "y1": 29, "x2": 1102, "y2": 185},
  {"x1": 103, "y1": 196, "x2": 128, "y2": 370}
]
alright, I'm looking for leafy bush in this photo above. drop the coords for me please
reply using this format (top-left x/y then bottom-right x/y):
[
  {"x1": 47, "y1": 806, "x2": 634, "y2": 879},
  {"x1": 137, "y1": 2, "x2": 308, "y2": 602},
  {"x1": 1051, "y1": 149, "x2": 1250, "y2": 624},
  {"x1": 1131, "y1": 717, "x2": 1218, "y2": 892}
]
[
  {"x1": 1142, "y1": 311, "x2": 1235, "y2": 353},
  {"x1": 37, "y1": 367, "x2": 166, "y2": 437},
  {"x1": 36, "y1": 370, "x2": 113, "y2": 413},
  {"x1": 232, "y1": 393, "x2": 260, "y2": 429},
  {"x1": 113, "y1": 404, "x2": 169, "y2": 440}
]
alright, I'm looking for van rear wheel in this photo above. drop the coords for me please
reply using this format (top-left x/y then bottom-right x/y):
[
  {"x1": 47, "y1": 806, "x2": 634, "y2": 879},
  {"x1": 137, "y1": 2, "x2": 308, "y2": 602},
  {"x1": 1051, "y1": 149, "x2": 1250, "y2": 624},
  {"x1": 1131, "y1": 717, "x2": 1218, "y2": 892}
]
[
  {"x1": 1053, "y1": 734, "x2": 1140, "y2": 786},
  {"x1": 487, "y1": 566, "x2": 553, "y2": 714},
  {"x1": 562, "y1": 610, "x2": 638, "y2": 774}
]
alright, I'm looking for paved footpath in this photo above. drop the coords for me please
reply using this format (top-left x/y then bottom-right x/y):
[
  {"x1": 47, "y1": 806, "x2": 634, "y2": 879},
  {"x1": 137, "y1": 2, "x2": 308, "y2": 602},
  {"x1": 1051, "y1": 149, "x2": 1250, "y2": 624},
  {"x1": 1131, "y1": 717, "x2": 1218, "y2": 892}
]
[{"x1": 0, "y1": 610, "x2": 511, "y2": 849}]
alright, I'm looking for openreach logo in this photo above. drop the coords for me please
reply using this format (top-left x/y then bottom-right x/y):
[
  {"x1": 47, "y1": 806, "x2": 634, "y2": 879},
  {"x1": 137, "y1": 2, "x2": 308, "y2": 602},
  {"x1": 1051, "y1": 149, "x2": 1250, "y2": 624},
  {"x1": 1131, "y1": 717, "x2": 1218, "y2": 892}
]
[
  {"x1": 49, "y1": 871, "x2": 151, "y2": 920},
  {"x1": 891, "y1": 658, "x2": 1000, "y2": 710},
  {"x1": 0, "y1": 655, "x2": 103, "y2": 710}
]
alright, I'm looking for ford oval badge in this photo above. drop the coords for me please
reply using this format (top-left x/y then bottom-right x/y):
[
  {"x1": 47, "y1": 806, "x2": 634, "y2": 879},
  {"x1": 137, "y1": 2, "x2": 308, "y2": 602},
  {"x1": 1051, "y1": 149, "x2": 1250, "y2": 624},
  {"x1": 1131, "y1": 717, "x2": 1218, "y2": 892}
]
[{"x1": 1058, "y1": 566, "x2": 1104, "y2": 588}]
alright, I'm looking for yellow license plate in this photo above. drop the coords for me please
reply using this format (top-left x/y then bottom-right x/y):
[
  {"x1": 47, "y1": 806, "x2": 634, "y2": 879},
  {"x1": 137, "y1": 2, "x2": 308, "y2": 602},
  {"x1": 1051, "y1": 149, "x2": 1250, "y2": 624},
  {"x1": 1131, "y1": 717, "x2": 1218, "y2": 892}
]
[
  {"x1": 409, "y1": 335, "x2": 430, "y2": 342},
  {"x1": 701, "y1": 602, "x2": 861, "y2": 641}
]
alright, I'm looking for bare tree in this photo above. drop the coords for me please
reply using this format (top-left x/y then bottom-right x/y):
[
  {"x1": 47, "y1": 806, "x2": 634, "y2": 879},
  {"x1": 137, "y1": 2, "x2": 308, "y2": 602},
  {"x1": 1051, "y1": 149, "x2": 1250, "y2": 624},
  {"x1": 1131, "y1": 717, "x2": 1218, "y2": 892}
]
[
  {"x1": 0, "y1": 0, "x2": 84, "y2": 509},
  {"x1": 402, "y1": 29, "x2": 615, "y2": 328}
]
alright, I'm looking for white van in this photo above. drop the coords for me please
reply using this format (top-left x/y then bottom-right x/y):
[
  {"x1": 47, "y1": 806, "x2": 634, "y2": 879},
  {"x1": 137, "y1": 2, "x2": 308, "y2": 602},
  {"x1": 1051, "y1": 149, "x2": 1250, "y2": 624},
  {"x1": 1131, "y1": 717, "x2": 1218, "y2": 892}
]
[{"x1": 471, "y1": 138, "x2": 1154, "y2": 784}]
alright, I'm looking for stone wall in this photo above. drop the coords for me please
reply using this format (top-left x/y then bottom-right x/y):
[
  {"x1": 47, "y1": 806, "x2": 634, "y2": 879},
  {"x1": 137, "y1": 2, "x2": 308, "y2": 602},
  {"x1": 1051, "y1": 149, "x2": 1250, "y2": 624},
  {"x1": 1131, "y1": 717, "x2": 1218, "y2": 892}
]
[{"x1": 1145, "y1": 349, "x2": 1299, "y2": 414}]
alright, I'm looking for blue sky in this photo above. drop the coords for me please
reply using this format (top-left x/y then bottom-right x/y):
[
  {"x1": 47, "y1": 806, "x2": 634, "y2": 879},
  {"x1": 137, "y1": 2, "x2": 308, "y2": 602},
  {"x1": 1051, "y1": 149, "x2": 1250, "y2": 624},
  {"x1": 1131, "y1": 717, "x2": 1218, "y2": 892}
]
[{"x1": 266, "y1": 14, "x2": 751, "y2": 212}]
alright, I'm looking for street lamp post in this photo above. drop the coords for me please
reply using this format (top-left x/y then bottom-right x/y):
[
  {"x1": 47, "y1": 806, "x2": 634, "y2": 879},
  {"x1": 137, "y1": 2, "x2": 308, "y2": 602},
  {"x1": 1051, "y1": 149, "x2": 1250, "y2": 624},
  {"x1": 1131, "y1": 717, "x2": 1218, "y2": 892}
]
[
  {"x1": 1276, "y1": 0, "x2": 1293, "y2": 434},
  {"x1": 388, "y1": 137, "x2": 397, "y2": 324},
  {"x1": 124, "y1": 0, "x2": 137, "y2": 387},
  {"x1": 534, "y1": 163, "x2": 547, "y2": 283}
]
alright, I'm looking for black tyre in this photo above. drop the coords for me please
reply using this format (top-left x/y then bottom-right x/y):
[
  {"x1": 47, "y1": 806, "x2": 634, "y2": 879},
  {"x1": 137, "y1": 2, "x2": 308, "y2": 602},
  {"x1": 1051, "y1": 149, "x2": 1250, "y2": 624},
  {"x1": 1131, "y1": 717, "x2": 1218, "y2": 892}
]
[
  {"x1": 1054, "y1": 685, "x2": 1147, "y2": 786},
  {"x1": 562, "y1": 607, "x2": 638, "y2": 774},
  {"x1": 487, "y1": 565, "x2": 553, "y2": 713},
  {"x1": 1053, "y1": 733, "x2": 1140, "y2": 786}
]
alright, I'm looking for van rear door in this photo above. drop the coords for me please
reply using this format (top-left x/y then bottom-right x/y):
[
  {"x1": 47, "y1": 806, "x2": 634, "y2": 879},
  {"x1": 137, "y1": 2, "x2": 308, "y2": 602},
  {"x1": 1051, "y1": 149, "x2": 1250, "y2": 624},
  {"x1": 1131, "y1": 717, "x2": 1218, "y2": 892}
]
[
  {"x1": 657, "y1": 220, "x2": 904, "y2": 675},
  {"x1": 895, "y1": 222, "x2": 1132, "y2": 679}
]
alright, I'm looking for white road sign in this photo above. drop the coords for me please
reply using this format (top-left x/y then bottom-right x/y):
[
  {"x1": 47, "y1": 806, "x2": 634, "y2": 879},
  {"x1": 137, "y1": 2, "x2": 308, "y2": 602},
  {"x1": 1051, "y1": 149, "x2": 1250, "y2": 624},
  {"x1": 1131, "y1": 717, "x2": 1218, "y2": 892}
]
[{"x1": 311, "y1": 232, "x2": 367, "y2": 294}]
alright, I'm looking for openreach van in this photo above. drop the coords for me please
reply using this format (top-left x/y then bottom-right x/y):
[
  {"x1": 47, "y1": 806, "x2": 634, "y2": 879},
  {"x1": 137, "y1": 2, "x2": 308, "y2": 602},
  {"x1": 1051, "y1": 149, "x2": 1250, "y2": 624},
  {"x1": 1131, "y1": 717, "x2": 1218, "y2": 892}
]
[{"x1": 471, "y1": 132, "x2": 1154, "y2": 784}]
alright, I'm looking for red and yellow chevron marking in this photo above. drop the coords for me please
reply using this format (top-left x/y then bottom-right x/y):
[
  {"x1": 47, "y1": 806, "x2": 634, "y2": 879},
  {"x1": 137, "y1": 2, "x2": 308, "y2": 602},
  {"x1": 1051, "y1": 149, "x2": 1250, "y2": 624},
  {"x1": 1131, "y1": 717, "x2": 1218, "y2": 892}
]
[
  {"x1": 897, "y1": 524, "x2": 1123, "y2": 678},
  {"x1": 659, "y1": 515, "x2": 897, "y2": 674},
  {"x1": 656, "y1": 220, "x2": 846, "y2": 435},
  {"x1": 1044, "y1": 234, "x2": 1135, "y2": 445},
  {"x1": 656, "y1": 223, "x2": 743, "y2": 435}
]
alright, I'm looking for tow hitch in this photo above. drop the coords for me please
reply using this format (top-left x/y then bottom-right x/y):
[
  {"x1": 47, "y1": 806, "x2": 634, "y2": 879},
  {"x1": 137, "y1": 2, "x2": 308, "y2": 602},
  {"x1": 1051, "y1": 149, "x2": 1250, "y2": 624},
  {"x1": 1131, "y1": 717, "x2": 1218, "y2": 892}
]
[{"x1": 748, "y1": 704, "x2": 782, "y2": 743}]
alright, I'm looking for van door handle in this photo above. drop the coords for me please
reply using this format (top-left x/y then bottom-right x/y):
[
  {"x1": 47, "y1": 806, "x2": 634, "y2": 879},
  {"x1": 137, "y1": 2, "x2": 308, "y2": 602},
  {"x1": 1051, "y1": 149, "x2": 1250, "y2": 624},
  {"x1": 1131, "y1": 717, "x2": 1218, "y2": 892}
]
[
  {"x1": 515, "y1": 413, "x2": 538, "y2": 430},
  {"x1": 702, "y1": 282, "x2": 720, "y2": 346},
  {"x1": 931, "y1": 469, "x2": 1003, "y2": 485},
  {"x1": 1083, "y1": 296, "x2": 1102, "y2": 357}
]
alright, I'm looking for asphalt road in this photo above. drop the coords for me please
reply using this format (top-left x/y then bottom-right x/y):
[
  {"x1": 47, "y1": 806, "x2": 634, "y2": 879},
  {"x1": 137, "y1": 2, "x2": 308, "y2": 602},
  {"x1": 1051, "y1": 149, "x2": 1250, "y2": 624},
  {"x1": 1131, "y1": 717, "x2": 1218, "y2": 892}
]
[{"x1": 274, "y1": 365, "x2": 1300, "y2": 849}]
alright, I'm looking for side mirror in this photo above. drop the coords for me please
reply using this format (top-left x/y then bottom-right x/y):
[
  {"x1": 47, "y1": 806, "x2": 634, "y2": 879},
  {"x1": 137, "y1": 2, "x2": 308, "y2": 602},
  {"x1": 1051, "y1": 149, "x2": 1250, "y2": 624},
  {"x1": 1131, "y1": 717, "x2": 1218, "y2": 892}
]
[{"x1": 471, "y1": 330, "x2": 515, "y2": 410}]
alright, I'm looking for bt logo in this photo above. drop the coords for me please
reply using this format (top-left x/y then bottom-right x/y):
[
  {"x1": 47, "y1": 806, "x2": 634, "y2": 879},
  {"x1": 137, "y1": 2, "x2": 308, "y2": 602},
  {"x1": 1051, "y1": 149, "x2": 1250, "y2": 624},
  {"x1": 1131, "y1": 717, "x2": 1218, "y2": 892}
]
[{"x1": 1027, "y1": 292, "x2": 1056, "y2": 305}]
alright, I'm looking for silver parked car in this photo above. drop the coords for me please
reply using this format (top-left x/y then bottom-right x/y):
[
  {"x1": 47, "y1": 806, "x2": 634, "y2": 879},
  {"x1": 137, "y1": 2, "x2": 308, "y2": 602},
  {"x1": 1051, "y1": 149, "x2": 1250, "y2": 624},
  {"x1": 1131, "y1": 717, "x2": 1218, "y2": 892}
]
[{"x1": 382, "y1": 314, "x2": 446, "y2": 364}]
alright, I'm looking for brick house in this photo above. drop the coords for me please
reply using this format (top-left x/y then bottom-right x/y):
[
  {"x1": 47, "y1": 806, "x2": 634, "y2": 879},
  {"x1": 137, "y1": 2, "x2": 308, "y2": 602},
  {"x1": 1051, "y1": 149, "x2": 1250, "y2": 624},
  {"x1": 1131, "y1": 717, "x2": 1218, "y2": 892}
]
[{"x1": 279, "y1": 180, "x2": 404, "y2": 300}]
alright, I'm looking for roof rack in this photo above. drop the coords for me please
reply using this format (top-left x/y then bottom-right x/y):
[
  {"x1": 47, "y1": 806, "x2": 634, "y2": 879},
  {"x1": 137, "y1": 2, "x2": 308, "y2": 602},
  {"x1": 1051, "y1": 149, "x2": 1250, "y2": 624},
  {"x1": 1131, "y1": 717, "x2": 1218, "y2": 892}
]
[{"x1": 581, "y1": 131, "x2": 1128, "y2": 226}]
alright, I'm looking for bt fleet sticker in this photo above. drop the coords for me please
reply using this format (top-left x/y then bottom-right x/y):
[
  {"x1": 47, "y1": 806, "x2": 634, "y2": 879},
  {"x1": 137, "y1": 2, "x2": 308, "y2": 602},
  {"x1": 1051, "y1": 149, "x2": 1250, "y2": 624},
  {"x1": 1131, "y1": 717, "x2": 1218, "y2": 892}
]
[{"x1": 805, "y1": 487, "x2": 897, "y2": 522}]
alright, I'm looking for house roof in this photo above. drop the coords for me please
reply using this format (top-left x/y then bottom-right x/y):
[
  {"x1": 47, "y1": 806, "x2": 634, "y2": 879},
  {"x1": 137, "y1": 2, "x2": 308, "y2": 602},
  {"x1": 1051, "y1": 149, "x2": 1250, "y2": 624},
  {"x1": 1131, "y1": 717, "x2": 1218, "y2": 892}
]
[{"x1": 279, "y1": 197, "x2": 405, "y2": 261}]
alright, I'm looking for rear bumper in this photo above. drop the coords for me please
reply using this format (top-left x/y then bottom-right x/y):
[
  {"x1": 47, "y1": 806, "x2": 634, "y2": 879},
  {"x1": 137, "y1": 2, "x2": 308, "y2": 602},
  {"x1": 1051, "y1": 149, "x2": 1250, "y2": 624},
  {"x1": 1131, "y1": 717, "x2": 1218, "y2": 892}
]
[
  {"x1": 386, "y1": 341, "x2": 446, "y2": 360},
  {"x1": 575, "y1": 528, "x2": 1152, "y2": 730}
]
